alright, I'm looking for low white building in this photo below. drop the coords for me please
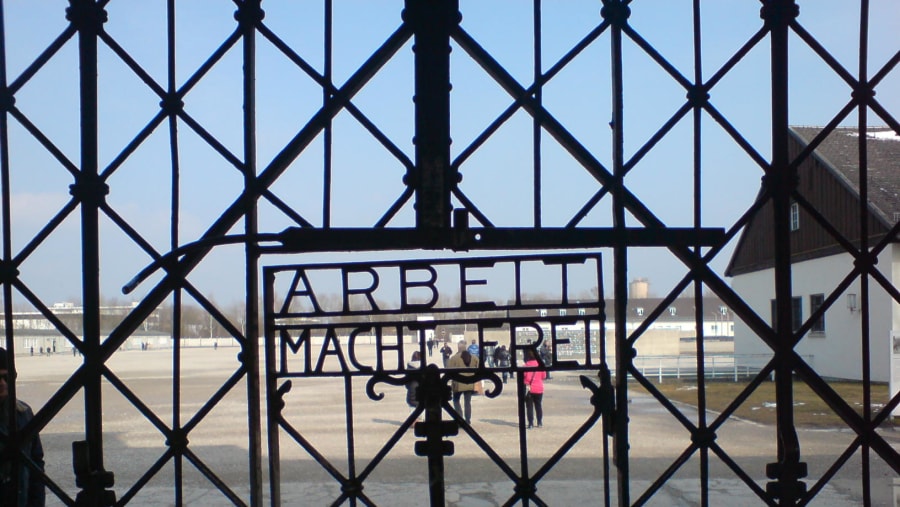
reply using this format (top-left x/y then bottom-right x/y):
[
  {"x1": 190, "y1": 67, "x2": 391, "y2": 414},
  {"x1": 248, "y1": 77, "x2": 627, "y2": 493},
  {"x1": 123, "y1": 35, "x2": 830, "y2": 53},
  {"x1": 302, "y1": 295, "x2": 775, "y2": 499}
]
[{"x1": 0, "y1": 302, "x2": 164, "y2": 354}]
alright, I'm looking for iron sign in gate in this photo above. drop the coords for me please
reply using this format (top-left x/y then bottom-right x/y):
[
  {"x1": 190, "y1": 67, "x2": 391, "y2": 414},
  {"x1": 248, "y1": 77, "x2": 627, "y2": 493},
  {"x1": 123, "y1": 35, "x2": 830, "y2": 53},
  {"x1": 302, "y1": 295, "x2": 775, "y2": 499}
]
[{"x1": 264, "y1": 252, "x2": 614, "y2": 506}]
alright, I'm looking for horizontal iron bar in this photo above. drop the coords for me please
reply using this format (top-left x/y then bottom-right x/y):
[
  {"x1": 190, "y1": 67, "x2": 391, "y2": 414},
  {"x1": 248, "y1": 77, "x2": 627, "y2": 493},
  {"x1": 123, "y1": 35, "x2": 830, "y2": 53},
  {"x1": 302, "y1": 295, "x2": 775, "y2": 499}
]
[{"x1": 267, "y1": 226, "x2": 725, "y2": 252}]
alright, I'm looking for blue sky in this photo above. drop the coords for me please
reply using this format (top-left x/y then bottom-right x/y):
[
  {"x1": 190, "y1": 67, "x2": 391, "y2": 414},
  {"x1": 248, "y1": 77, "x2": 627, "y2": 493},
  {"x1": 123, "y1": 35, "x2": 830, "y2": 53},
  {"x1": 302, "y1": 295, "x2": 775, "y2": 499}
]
[{"x1": 3, "y1": 0, "x2": 899, "y2": 308}]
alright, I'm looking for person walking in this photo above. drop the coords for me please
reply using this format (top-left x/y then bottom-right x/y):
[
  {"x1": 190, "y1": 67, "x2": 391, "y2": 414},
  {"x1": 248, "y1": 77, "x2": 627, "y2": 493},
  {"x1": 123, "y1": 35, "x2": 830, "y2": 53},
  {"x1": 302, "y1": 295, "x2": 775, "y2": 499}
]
[
  {"x1": 0, "y1": 347, "x2": 45, "y2": 506},
  {"x1": 448, "y1": 340, "x2": 478, "y2": 425},
  {"x1": 523, "y1": 348, "x2": 546, "y2": 429},
  {"x1": 484, "y1": 345, "x2": 494, "y2": 368},
  {"x1": 496, "y1": 345, "x2": 511, "y2": 384},
  {"x1": 539, "y1": 343, "x2": 552, "y2": 380},
  {"x1": 439, "y1": 341, "x2": 453, "y2": 368},
  {"x1": 467, "y1": 339, "x2": 479, "y2": 359}
]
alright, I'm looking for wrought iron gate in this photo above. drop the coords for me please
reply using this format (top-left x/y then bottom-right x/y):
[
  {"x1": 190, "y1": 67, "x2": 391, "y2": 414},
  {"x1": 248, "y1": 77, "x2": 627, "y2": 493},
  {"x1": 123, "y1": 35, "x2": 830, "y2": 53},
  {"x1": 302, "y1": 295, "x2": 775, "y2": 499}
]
[{"x1": 0, "y1": 0, "x2": 898, "y2": 506}]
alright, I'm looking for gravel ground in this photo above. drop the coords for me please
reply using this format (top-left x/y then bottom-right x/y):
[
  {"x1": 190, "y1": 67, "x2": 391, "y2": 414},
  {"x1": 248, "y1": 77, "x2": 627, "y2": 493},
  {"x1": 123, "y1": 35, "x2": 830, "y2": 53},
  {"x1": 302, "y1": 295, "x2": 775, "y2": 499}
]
[{"x1": 9, "y1": 346, "x2": 898, "y2": 506}]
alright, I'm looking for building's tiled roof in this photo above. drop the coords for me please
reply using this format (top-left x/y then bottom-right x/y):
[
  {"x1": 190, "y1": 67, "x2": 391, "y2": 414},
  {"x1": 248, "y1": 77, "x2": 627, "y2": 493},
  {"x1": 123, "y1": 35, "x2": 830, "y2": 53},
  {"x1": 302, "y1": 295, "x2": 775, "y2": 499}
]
[{"x1": 791, "y1": 126, "x2": 900, "y2": 225}]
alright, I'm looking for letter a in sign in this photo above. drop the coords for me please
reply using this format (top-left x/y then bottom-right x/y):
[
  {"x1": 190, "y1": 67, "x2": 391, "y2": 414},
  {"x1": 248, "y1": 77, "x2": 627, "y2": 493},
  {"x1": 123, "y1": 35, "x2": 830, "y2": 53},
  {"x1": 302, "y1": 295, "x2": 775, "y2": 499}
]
[{"x1": 280, "y1": 268, "x2": 323, "y2": 314}]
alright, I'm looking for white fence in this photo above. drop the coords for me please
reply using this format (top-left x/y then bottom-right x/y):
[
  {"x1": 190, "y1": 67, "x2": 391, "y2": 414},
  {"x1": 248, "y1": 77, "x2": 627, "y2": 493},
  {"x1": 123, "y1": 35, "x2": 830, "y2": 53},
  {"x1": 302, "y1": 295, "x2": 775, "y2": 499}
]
[{"x1": 611, "y1": 354, "x2": 813, "y2": 383}]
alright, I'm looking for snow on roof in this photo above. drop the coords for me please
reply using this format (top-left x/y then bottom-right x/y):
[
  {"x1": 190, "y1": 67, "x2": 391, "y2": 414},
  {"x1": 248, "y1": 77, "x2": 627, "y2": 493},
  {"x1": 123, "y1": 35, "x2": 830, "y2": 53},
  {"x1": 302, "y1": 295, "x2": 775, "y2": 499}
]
[{"x1": 847, "y1": 129, "x2": 900, "y2": 142}]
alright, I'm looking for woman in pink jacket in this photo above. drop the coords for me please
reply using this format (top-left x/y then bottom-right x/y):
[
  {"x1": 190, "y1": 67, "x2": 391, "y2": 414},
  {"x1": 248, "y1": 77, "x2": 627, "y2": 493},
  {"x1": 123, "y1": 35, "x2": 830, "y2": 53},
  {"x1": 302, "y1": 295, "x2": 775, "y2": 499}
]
[{"x1": 523, "y1": 348, "x2": 546, "y2": 429}]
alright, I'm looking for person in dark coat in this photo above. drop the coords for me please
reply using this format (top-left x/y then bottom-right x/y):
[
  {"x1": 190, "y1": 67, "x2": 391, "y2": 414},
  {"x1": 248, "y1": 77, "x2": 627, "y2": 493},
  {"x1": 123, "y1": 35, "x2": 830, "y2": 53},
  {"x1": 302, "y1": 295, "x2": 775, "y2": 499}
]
[
  {"x1": 496, "y1": 345, "x2": 511, "y2": 384},
  {"x1": 440, "y1": 342, "x2": 453, "y2": 368},
  {"x1": 0, "y1": 347, "x2": 45, "y2": 507},
  {"x1": 539, "y1": 343, "x2": 552, "y2": 380}
]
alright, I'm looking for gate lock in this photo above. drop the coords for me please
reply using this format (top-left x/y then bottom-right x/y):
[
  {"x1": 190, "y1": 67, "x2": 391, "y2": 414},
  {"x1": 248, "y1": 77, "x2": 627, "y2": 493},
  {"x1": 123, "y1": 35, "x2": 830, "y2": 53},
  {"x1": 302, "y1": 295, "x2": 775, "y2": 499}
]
[{"x1": 414, "y1": 421, "x2": 458, "y2": 457}]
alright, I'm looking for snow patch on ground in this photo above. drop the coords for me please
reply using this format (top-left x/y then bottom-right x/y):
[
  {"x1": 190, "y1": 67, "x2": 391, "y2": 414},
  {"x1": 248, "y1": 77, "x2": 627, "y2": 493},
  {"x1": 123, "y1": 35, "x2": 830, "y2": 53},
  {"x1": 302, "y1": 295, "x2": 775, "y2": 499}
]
[{"x1": 759, "y1": 401, "x2": 805, "y2": 409}]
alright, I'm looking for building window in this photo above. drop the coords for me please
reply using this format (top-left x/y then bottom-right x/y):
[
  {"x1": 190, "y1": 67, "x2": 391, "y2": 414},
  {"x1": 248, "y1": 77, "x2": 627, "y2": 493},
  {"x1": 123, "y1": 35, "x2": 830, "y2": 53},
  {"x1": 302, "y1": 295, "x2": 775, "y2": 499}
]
[
  {"x1": 668, "y1": 307, "x2": 676, "y2": 316},
  {"x1": 539, "y1": 309, "x2": 548, "y2": 317},
  {"x1": 578, "y1": 308, "x2": 586, "y2": 316},
  {"x1": 559, "y1": 309, "x2": 567, "y2": 317},
  {"x1": 636, "y1": 307, "x2": 644, "y2": 317},
  {"x1": 810, "y1": 293, "x2": 825, "y2": 333},
  {"x1": 771, "y1": 297, "x2": 802, "y2": 332},
  {"x1": 790, "y1": 202, "x2": 799, "y2": 231}
]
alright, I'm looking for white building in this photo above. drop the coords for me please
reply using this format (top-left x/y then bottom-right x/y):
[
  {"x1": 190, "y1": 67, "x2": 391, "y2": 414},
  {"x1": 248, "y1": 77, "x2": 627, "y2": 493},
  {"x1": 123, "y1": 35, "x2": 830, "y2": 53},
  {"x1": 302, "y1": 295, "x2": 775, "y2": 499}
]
[{"x1": 726, "y1": 126, "x2": 900, "y2": 381}]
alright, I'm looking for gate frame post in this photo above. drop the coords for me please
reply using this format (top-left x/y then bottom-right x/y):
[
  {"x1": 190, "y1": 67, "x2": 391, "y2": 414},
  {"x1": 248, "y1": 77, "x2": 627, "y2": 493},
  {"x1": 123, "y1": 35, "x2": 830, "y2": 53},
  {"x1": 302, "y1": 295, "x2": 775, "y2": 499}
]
[
  {"x1": 763, "y1": 1, "x2": 808, "y2": 503},
  {"x1": 405, "y1": 0, "x2": 460, "y2": 233},
  {"x1": 68, "y1": 1, "x2": 116, "y2": 504}
]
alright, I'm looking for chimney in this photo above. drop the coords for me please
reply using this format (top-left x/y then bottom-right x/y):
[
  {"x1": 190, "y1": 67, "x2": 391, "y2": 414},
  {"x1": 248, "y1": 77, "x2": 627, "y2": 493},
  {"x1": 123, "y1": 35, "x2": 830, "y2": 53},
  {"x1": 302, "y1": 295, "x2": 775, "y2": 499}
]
[{"x1": 629, "y1": 278, "x2": 649, "y2": 299}]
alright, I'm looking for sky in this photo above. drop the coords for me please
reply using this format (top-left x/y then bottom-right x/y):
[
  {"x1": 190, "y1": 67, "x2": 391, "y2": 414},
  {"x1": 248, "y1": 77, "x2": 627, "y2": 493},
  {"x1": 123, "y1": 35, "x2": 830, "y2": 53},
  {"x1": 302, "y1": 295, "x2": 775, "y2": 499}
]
[{"x1": 2, "y1": 0, "x2": 899, "y2": 311}]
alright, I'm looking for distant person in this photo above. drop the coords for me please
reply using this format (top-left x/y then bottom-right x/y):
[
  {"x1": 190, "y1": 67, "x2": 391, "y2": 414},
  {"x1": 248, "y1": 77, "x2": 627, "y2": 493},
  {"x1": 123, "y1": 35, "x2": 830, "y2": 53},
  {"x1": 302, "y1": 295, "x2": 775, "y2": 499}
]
[
  {"x1": 448, "y1": 340, "x2": 478, "y2": 425},
  {"x1": 467, "y1": 339, "x2": 479, "y2": 358},
  {"x1": 0, "y1": 347, "x2": 45, "y2": 506},
  {"x1": 426, "y1": 338, "x2": 434, "y2": 357},
  {"x1": 539, "y1": 343, "x2": 552, "y2": 380},
  {"x1": 484, "y1": 345, "x2": 495, "y2": 367},
  {"x1": 496, "y1": 345, "x2": 511, "y2": 384},
  {"x1": 213, "y1": 341, "x2": 218, "y2": 351},
  {"x1": 439, "y1": 342, "x2": 453, "y2": 368},
  {"x1": 523, "y1": 349, "x2": 546, "y2": 429},
  {"x1": 406, "y1": 351, "x2": 422, "y2": 421}
]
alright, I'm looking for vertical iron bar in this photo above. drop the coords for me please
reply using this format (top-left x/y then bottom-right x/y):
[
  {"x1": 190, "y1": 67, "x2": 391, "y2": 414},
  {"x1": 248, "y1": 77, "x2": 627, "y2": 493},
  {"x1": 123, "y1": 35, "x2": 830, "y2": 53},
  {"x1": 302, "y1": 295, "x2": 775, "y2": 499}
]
[
  {"x1": 323, "y1": 0, "x2": 333, "y2": 228},
  {"x1": 516, "y1": 369, "x2": 531, "y2": 507},
  {"x1": 691, "y1": 2, "x2": 709, "y2": 506},
  {"x1": 607, "y1": 1, "x2": 630, "y2": 504},
  {"x1": 344, "y1": 375, "x2": 357, "y2": 507},
  {"x1": 407, "y1": 2, "x2": 458, "y2": 498},
  {"x1": 598, "y1": 293, "x2": 611, "y2": 507},
  {"x1": 765, "y1": 1, "x2": 805, "y2": 504},
  {"x1": 857, "y1": 2, "x2": 871, "y2": 503},
  {"x1": 511, "y1": 262, "x2": 531, "y2": 505},
  {"x1": 0, "y1": 3, "x2": 21, "y2": 506},
  {"x1": 408, "y1": 0, "x2": 457, "y2": 232},
  {"x1": 532, "y1": 0, "x2": 542, "y2": 228},
  {"x1": 70, "y1": 0, "x2": 106, "y2": 491},
  {"x1": 264, "y1": 271, "x2": 281, "y2": 507},
  {"x1": 166, "y1": 1, "x2": 183, "y2": 503},
  {"x1": 0, "y1": 1, "x2": 8, "y2": 306},
  {"x1": 421, "y1": 368, "x2": 447, "y2": 507},
  {"x1": 240, "y1": 1, "x2": 264, "y2": 505}
]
